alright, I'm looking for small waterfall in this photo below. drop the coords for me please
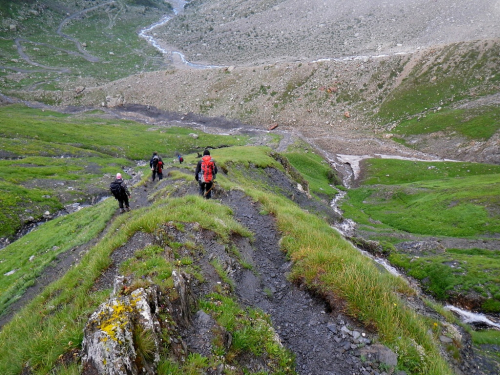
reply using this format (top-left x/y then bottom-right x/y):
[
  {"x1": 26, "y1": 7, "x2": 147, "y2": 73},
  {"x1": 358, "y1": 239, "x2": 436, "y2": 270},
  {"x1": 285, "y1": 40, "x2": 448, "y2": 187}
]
[{"x1": 445, "y1": 305, "x2": 500, "y2": 330}]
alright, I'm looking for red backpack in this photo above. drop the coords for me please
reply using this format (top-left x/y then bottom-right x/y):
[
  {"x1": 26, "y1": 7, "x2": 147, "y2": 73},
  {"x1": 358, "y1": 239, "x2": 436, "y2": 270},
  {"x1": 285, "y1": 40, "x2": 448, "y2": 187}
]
[{"x1": 199, "y1": 156, "x2": 215, "y2": 183}]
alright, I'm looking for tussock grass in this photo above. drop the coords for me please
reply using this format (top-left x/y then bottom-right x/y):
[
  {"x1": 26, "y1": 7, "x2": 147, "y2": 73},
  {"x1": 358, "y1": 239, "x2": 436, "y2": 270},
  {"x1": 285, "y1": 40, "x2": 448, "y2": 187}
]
[
  {"x1": 245, "y1": 189, "x2": 451, "y2": 374},
  {"x1": 206, "y1": 151, "x2": 452, "y2": 374}
]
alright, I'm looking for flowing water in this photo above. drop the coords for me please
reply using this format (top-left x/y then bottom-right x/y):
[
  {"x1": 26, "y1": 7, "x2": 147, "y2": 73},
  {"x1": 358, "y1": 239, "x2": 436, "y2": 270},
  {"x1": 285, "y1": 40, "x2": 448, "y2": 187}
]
[
  {"x1": 138, "y1": 0, "x2": 224, "y2": 69},
  {"x1": 329, "y1": 154, "x2": 500, "y2": 330}
]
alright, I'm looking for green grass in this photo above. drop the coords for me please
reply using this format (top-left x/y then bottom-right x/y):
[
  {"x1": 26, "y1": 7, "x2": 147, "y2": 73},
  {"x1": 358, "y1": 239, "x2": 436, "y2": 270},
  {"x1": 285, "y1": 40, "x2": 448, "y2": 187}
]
[
  {"x1": 0, "y1": 144, "x2": 462, "y2": 375},
  {"x1": 242, "y1": 187, "x2": 452, "y2": 374},
  {"x1": 345, "y1": 160, "x2": 500, "y2": 237},
  {"x1": 377, "y1": 41, "x2": 500, "y2": 123},
  {"x1": 0, "y1": 104, "x2": 248, "y2": 237},
  {"x1": 359, "y1": 158, "x2": 500, "y2": 185},
  {"x1": 342, "y1": 157, "x2": 500, "y2": 312},
  {"x1": 471, "y1": 330, "x2": 500, "y2": 345},
  {"x1": 284, "y1": 151, "x2": 337, "y2": 198},
  {"x1": 199, "y1": 293, "x2": 296, "y2": 374},
  {"x1": 393, "y1": 106, "x2": 500, "y2": 141},
  {"x1": 390, "y1": 248, "x2": 500, "y2": 310},
  {"x1": 0, "y1": 198, "x2": 115, "y2": 317},
  {"x1": 0, "y1": 0, "x2": 171, "y2": 92},
  {"x1": 0, "y1": 195, "x2": 250, "y2": 374}
]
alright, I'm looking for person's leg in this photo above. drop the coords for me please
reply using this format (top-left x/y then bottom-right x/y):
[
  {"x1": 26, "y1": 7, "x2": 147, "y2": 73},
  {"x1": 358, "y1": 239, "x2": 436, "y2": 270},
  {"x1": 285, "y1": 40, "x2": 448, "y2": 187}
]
[
  {"x1": 199, "y1": 182, "x2": 205, "y2": 196},
  {"x1": 205, "y1": 182, "x2": 213, "y2": 199},
  {"x1": 158, "y1": 172, "x2": 163, "y2": 180},
  {"x1": 118, "y1": 199, "x2": 125, "y2": 212},
  {"x1": 123, "y1": 195, "x2": 130, "y2": 210},
  {"x1": 152, "y1": 170, "x2": 156, "y2": 181}
]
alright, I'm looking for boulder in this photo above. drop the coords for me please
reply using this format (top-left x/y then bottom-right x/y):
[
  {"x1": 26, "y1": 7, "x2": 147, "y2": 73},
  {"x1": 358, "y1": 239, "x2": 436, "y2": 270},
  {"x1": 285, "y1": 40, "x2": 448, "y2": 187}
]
[
  {"x1": 106, "y1": 95, "x2": 124, "y2": 108},
  {"x1": 81, "y1": 284, "x2": 162, "y2": 375},
  {"x1": 358, "y1": 343, "x2": 398, "y2": 367}
]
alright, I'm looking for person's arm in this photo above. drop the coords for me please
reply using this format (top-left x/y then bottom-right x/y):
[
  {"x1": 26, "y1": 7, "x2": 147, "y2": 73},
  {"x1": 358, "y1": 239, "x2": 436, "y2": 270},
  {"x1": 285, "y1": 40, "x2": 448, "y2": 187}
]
[
  {"x1": 122, "y1": 182, "x2": 131, "y2": 196},
  {"x1": 194, "y1": 161, "x2": 201, "y2": 180}
]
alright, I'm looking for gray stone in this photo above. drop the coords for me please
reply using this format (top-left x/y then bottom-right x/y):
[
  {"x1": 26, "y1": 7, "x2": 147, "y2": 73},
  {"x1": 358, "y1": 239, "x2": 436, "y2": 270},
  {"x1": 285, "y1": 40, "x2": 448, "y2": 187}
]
[
  {"x1": 327, "y1": 322, "x2": 338, "y2": 333},
  {"x1": 440, "y1": 335, "x2": 454, "y2": 344},
  {"x1": 358, "y1": 344, "x2": 398, "y2": 367}
]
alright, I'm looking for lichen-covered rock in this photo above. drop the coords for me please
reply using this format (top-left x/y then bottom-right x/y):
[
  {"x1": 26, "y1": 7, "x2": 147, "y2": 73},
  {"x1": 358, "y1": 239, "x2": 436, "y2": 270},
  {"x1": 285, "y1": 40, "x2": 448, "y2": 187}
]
[{"x1": 81, "y1": 285, "x2": 162, "y2": 375}]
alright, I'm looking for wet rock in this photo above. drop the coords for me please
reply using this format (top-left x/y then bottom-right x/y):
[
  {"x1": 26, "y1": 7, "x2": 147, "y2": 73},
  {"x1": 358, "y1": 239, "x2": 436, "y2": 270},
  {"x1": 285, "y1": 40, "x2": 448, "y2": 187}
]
[{"x1": 395, "y1": 240, "x2": 445, "y2": 255}]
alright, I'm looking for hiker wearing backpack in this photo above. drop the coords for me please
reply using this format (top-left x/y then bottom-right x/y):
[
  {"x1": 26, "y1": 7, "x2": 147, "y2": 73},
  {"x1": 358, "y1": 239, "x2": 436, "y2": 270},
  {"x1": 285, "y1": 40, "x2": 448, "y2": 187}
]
[
  {"x1": 109, "y1": 173, "x2": 131, "y2": 213},
  {"x1": 149, "y1": 151, "x2": 160, "y2": 181},
  {"x1": 157, "y1": 157, "x2": 164, "y2": 180},
  {"x1": 195, "y1": 149, "x2": 217, "y2": 199}
]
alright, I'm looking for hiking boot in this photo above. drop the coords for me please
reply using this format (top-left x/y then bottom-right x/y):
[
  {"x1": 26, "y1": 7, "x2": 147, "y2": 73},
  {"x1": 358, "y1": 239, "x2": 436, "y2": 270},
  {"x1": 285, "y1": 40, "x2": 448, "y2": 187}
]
[
  {"x1": 126, "y1": 207, "x2": 131, "y2": 212},
  {"x1": 120, "y1": 208, "x2": 125, "y2": 213}
]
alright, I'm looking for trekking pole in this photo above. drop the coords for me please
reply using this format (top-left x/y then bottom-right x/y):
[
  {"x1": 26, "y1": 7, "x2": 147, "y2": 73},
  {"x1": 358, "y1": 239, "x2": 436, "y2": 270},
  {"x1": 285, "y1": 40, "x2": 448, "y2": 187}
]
[{"x1": 204, "y1": 182, "x2": 215, "y2": 197}]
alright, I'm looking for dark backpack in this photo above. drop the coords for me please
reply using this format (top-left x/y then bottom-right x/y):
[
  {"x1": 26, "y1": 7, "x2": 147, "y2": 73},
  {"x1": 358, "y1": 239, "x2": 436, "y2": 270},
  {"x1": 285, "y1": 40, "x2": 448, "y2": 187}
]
[
  {"x1": 152, "y1": 155, "x2": 159, "y2": 170},
  {"x1": 199, "y1": 156, "x2": 215, "y2": 183},
  {"x1": 110, "y1": 180, "x2": 124, "y2": 198}
]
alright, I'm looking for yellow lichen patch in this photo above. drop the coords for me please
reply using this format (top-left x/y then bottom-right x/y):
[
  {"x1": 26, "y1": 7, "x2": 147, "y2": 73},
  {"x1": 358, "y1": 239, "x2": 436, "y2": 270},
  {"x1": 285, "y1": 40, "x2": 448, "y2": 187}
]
[{"x1": 99, "y1": 299, "x2": 134, "y2": 342}]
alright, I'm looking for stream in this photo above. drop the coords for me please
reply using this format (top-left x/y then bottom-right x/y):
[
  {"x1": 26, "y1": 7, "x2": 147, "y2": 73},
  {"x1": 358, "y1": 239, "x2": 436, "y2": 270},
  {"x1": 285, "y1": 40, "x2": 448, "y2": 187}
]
[
  {"x1": 138, "y1": 0, "x2": 224, "y2": 69},
  {"x1": 328, "y1": 154, "x2": 500, "y2": 331}
]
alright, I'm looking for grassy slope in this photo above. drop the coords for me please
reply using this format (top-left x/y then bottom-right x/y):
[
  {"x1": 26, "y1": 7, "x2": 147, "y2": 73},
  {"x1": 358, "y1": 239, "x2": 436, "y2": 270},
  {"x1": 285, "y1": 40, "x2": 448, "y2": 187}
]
[
  {"x1": 0, "y1": 0, "x2": 169, "y2": 93},
  {"x1": 0, "y1": 107, "x2": 457, "y2": 374},
  {"x1": 376, "y1": 41, "x2": 500, "y2": 146},
  {"x1": 342, "y1": 158, "x2": 500, "y2": 312},
  {"x1": 0, "y1": 104, "x2": 247, "y2": 238}
]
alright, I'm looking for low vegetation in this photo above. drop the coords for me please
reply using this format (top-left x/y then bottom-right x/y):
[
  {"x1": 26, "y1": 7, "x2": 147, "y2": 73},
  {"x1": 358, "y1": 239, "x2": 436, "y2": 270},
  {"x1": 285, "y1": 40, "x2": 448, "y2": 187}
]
[
  {"x1": 342, "y1": 158, "x2": 500, "y2": 312},
  {"x1": 0, "y1": 104, "x2": 247, "y2": 238}
]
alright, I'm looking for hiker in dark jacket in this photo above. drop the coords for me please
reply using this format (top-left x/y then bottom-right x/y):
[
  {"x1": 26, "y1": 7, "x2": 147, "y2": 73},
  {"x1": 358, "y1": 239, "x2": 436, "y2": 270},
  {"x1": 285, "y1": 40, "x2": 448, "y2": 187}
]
[
  {"x1": 110, "y1": 173, "x2": 131, "y2": 213},
  {"x1": 149, "y1": 151, "x2": 160, "y2": 181},
  {"x1": 195, "y1": 149, "x2": 217, "y2": 199}
]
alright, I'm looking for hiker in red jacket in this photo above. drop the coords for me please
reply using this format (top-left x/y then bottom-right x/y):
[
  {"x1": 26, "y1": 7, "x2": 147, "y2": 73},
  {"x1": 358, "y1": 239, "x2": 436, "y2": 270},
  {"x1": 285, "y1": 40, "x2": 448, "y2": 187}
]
[{"x1": 195, "y1": 149, "x2": 217, "y2": 199}]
